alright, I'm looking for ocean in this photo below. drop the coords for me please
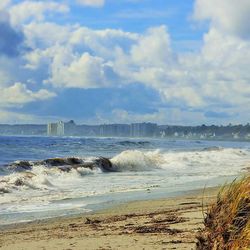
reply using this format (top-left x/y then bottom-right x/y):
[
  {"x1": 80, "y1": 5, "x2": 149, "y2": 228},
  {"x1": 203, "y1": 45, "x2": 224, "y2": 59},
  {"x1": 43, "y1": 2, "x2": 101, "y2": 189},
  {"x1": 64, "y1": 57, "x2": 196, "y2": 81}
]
[{"x1": 0, "y1": 135, "x2": 250, "y2": 226}]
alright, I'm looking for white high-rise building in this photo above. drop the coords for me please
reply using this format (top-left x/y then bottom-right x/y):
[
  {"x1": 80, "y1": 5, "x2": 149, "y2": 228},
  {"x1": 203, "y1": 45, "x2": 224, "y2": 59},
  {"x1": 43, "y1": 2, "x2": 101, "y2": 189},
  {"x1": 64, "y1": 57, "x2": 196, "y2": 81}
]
[{"x1": 47, "y1": 121, "x2": 64, "y2": 136}]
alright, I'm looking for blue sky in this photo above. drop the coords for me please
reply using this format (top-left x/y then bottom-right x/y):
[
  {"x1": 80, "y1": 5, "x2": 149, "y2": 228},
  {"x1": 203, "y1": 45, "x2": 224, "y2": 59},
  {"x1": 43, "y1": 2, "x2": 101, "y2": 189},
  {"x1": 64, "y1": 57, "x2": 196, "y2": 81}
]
[{"x1": 0, "y1": 0, "x2": 249, "y2": 125}]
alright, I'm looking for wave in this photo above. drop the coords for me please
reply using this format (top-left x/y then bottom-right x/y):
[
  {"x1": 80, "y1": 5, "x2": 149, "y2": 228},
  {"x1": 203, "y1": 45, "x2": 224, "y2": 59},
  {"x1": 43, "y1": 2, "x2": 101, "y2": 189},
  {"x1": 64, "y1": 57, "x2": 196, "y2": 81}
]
[
  {"x1": 1, "y1": 147, "x2": 250, "y2": 194},
  {"x1": 0, "y1": 151, "x2": 160, "y2": 193},
  {"x1": 111, "y1": 150, "x2": 163, "y2": 171},
  {"x1": 0, "y1": 157, "x2": 111, "y2": 194},
  {"x1": 0, "y1": 171, "x2": 53, "y2": 194}
]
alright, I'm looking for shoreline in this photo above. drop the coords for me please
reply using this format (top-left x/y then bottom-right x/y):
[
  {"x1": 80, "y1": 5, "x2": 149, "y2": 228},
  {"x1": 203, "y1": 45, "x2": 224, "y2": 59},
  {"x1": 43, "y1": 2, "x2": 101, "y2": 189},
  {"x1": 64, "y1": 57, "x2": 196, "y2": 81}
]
[
  {"x1": 0, "y1": 186, "x2": 218, "y2": 230},
  {"x1": 0, "y1": 186, "x2": 220, "y2": 250}
]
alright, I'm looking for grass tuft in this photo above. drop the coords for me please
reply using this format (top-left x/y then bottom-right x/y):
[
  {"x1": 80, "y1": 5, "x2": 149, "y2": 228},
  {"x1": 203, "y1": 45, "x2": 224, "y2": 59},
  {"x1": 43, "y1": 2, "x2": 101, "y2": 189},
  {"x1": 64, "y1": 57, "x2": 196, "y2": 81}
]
[{"x1": 196, "y1": 176, "x2": 250, "y2": 250}]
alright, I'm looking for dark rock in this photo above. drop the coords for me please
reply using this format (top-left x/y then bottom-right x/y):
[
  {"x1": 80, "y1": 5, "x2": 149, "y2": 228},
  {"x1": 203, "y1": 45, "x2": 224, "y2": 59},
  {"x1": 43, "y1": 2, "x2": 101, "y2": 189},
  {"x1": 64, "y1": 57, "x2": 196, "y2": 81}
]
[
  {"x1": 57, "y1": 166, "x2": 73, "y2": 172},
  {"x1": 79, "y1": 163, "x2": 96, "y2": 170},
  {"x1": 95, "y1": 157, "x2": 116, "y2": 172},
  {"x1": 67, "y1": 157, "x2": 83, "y2": 165},
  {"x1": 0, "y1": 187, "x2": 10, "y2": 193},
  {"x1": 14, "y1": 178, "x2": 24, "y2": 186},
  {"x1": 44, "y1": 158, "x2": 69, "y2": 166},
  {"x1": 5, "y1": 156, "x2": 115, "y2": 173},
  {"x1": 7, "y1": 161, "x2": 32, "y2": 171},
  {"x1": 44, "y1": 157, "x2": 83, "y2": 167}
]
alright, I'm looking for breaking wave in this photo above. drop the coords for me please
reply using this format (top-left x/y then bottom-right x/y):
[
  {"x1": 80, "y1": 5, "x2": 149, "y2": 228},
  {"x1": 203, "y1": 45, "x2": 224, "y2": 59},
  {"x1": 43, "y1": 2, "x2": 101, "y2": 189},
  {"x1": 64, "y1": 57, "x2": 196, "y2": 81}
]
[
  {"x1": 111, "y1": 150, "x2": 163, "y2": 171},
  {"x1": 0, "y1": 147, "x2": 250, "y2": 194},
  {"x1": 110, "y1": 147, "x2": 250, "y2": 172}
]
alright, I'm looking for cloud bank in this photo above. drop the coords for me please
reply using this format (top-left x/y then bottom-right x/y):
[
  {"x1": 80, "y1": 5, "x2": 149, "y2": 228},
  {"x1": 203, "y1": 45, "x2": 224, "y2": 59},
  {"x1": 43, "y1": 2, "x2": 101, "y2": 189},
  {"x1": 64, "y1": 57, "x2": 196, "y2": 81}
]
[{"x1": 0, "y1": 0, "x2": 249, "y2": 124}]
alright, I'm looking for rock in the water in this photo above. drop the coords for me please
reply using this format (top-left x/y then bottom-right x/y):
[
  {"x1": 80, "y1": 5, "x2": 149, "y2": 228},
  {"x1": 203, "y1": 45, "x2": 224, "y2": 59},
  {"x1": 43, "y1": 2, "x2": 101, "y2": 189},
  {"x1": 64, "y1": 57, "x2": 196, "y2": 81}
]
[
  {"x1": 44, "y1": 158, "x2": 69, "y2": 166},
  {"x1": 7, "y1": 161, "x2": 32, "y2": 171},
  {"x1": 4, "y1": 156, "x2": 115, "y2": 173},
  {"x1": 44, "y1": 157, "x2": 83, "y2": 167},
  {"x1": 95, "y1": 157, "x2": 116, "y2": 172},
  {"x1": 67, "y1": 157, "x2": 83, "y2": 165}
]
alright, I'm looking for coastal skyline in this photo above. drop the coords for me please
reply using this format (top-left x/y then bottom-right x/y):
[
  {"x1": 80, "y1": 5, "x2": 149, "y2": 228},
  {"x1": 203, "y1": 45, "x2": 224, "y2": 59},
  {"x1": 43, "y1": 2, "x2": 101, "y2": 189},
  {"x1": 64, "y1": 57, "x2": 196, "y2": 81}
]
[{"x1": 0, "y1": 0, "x2": 250, "y2": 125}]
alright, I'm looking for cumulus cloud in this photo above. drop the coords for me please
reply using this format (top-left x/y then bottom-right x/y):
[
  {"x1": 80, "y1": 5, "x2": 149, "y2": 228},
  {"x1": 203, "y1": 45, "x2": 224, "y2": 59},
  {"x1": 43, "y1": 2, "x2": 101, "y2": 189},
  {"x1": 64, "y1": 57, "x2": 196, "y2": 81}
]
[
  {"x1": 194, "y1": 0, "x2": 250, "y2": 39},
  {"x1": 21, "y1": 24, "x2": 139, "y2": 87},
  {"x1": 69, "y1": 27, "x2": 138, "y2": 59},
  {"x1": 19, "y1": 20, "x2": 250, "y2": 113},
  {"x1": 0, "y1": 82, "x2": 56, "y2": 107},
  {"x1": 0, "y1": 0, "x2": 249, "y2": 124},
  {"x1": 47, "y1": 52, "x2": 117, "y2": 88},
  {"x1": 9, "y1": 1, "x2": 69, "y2": 25},
  {"x1": 76, "y1": 0, "x2": 105, "y2": 7},
  {"x1": 130, "y1": 26, "x2": 172, "y2": 67}
]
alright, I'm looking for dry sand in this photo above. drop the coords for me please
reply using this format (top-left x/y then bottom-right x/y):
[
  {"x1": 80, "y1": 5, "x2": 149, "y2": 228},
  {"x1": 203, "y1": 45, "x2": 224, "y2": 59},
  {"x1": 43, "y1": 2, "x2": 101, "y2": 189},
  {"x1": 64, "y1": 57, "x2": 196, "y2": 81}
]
[{"x1": 0, "y1": 187, "x2": 219, "y2": 250}]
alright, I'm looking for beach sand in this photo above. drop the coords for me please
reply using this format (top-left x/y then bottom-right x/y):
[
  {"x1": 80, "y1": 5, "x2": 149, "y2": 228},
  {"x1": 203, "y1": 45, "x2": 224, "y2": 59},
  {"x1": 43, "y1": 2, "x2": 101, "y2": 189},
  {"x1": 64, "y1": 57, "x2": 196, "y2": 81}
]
[{"x1": 0, "y1": 187, "x2": 219, "y2": 250}]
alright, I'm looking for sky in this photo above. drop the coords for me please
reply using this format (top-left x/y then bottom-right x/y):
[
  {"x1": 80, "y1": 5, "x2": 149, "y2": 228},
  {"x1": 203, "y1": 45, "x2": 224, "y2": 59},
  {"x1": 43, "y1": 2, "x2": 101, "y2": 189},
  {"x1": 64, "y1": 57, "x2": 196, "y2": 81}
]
[{"x1": 0, "y1": 0, "x2": 250, "y2": 125}]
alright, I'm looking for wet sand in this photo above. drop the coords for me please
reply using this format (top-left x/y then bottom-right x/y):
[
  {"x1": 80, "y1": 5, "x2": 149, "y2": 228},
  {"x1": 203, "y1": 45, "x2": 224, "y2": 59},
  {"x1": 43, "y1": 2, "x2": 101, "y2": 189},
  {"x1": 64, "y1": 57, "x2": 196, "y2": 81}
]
[{"x1": 0, "y1": 187, "x2": 219, "y2": 250}]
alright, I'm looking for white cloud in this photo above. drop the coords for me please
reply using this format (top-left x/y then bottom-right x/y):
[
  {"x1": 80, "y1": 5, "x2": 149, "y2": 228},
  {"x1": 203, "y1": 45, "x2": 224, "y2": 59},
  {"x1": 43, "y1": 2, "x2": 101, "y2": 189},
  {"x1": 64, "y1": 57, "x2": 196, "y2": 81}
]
[
  {"x1": 194, "y1": 0, "x2": 250, "y2": 39},
  {"x1": 0, "y1": 0, "x2": 11, "y2": 10},
  {"x1": 130, "y1": 26, "x2": 172, "y2": 67},
  {"x1": 47, "y1": 52, "x2": 116, "y2": 88},
  {"x1": 21, "y1": 23, "x2": 138, "y2": 87},
  {"x1": 0, "y1": 82, "x2": 56, "y2": 107},
  {"x1": 76, "y1": 0, "x2": 105, "y2": 7},
  {"x1": 19, "y1": 20, "x2": 250, "y2": 112},
  {"x1": 0, "y1": 0, "x2": 250, "y2": 123},
  {"x1": 69, "y1": 27, "x2": 138, "y2": 59},
  {"x1": 9, "y1": 1, "x2": 69, "y2": 26}
]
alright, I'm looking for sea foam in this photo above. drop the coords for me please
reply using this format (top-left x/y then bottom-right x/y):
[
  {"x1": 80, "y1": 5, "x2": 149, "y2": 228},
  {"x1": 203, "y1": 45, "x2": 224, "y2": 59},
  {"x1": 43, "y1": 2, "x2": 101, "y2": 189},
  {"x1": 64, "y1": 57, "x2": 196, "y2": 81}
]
[{"x1": 1, "y1": 147, "x2": 249, "y2": 194}]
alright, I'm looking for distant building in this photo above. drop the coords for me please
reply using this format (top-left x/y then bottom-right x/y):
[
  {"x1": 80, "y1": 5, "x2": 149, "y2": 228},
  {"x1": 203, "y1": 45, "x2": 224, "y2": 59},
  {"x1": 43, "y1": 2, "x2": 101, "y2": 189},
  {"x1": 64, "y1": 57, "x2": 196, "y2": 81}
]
[
  {"x1": 47, "y1": 121, "x2": 65, "y2": 136},
  {"x1": 47, "y1": 123, "x2": 57, "y2": 136},
  {"x1": 2, "y1": 121, "x2": 248, "y2": 140},
  {"x1": 57, "y1": 121, "x2": 64, "y2": 136},
  {"x1": 100, "y1": 124, "x2": 130, "y2": 137},
  {"x1": 130, "y1": 123, "x2": 157, "y2": 137}
]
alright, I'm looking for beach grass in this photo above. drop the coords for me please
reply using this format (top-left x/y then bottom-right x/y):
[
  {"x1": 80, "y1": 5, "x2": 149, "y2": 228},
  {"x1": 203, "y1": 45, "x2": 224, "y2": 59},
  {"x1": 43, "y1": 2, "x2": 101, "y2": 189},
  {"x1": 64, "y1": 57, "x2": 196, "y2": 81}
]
[{"x1": 196, "y1": 176, "x2": 250, "y2": 250}]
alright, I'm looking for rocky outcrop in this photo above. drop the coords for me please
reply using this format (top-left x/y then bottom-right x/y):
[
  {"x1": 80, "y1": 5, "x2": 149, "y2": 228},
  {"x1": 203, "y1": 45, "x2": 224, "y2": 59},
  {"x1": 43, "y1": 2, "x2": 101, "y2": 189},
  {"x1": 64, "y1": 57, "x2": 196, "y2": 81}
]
[
  {"x1": 5, "y1": 157, "x2": 116, "y2": 173},
  {"x1": 7, "y1": 161, "x2": 32, "y2": 171},
  {"x1": 95, "y1": 157, "x2": 117, "y2": 172}
]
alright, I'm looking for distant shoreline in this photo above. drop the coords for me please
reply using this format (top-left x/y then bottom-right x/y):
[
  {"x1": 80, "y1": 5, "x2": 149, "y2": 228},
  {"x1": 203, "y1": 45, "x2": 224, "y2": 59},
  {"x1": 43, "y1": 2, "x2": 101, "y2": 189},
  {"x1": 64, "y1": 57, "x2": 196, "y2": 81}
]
[
  {"x1": 0, "y1": 122, "x2": 249, "y2": 140},
  {"x1": 0, "y1": 134, "x2": 249, "y2": 142}
]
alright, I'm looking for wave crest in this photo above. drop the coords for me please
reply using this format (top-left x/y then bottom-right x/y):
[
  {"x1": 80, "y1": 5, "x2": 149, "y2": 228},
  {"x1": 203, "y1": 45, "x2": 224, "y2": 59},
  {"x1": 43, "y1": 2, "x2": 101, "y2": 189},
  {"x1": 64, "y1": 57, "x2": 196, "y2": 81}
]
[
  {"x1": 0, "y1": 171, "x2": 54, "y2": 194},
  {"x1": 1, "y1": 147, "x2": 250, "y2": 193},
  {"x1": 111, "y1": 150, "x2": 163, "y2": 171}
]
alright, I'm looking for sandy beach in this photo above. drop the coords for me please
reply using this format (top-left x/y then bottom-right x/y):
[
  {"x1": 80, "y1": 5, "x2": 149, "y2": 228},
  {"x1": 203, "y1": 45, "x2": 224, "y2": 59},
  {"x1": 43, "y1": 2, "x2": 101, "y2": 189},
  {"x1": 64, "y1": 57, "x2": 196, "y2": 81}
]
[{"x1": 0, "y1": 187, "x2": 219, "y2": 250}]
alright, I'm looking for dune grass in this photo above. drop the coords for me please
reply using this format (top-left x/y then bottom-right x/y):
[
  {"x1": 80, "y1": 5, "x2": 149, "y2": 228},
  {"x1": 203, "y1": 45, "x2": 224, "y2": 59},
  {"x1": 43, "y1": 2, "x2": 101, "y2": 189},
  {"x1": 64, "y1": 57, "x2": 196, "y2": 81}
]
[{"x1": 196, "y1": 176, "x2": 250, "y2": 250}]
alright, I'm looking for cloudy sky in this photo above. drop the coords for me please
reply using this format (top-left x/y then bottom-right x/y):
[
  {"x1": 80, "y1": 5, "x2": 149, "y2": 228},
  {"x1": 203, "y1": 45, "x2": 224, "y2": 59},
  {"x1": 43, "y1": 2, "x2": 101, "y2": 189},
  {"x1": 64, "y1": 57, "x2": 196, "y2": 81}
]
[{"x1": 0, "y1": 0, "x2": 249, "y2": 125}]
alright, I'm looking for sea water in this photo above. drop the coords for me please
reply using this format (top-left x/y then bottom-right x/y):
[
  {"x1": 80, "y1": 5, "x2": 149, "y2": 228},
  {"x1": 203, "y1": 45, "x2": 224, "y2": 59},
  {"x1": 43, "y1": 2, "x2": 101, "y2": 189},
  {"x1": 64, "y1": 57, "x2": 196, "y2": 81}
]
[{"x1": 0, "y1": 136, "x2": 250, "y2": 226}]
